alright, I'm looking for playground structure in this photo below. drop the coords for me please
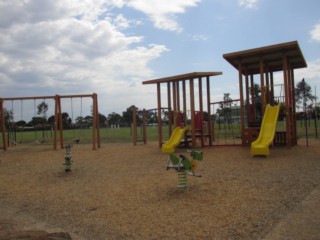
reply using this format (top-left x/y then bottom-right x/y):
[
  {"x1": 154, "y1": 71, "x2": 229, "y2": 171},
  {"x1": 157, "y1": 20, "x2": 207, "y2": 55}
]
[
  {"x1": 162, "y1": 125, "x2": 191, "y2": 153},
  {"x1": 132, "y1": 107, "x2": 147, "y2": 145},
  {"x1": 0, "y1": 93, "x2": 100, "y2": 151},
  {"x1": 223, "y1": 41, "x2": 307, "y2": 148},
  {"x1": 166, "y1": 149, "x2": 203, "y2": 188},
  {"x1": 132, "y1": 107, "x2": 169, "y2": 145},
  {"x1": 251, "y1": 104, "x2": 281, "y2": 156},
  {"x1": 210, "y1": 98, "x2": 242, "y2": 146},
  {"x1": 143, "y1": 72, "x2": 222, "y2": 149},
  {"x1": 142, "y1": 41, "x2": 307, "y2": 151}
]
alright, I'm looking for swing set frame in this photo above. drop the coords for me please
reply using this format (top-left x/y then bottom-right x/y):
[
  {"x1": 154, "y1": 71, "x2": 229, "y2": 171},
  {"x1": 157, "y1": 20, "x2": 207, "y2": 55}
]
[{"x1": 0, "y1": 93, "x2": 100, "y2": 151}]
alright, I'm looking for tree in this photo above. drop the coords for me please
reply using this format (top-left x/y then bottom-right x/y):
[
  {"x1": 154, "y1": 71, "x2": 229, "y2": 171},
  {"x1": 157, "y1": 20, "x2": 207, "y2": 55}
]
[
  {"x1": 216, "y1": 93, "x2": 232, "y2": 119},
  {"x1": 61, "y1": 112, "x2": 69, "y2": 128},
  {"x1": 122, "y1": 105, "x2": 137, "y2": 126},
  {"x1": 47, "y1": 115, "x2": 55, "y2": 125},
  {"x1": 37, "y1": 101, "x2": 48, "y2": 121},
  {"x1": 250, "y1": 84, "x2": 262, "y2": 121},
  {"x1": 295, "y1": 79, "x2": 316, "y2": 111},
  {"x1": 15, "y1": 120, "x2": 26, "y2": 127},
  {"x1": 147, "y1": 110, "x2": 158, "y2": 124},
  {"x1": 107, "y1": 112, "x2": 122, "y2": 126},
  {"x1": 0, "y1": 108, "x2": 13, "y2": 128},
  {"x1": 99, "y1": 113, "x2": 107, "y2": 127}
]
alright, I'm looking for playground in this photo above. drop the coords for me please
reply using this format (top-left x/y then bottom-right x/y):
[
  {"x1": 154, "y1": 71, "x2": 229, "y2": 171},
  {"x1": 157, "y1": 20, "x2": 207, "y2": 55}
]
[
  {"x1": 1, "y1": 41, "x2": 320, "y2": 239},
  {"x1": 0, "y1": 140, "x2": 320, "y2": 239}
]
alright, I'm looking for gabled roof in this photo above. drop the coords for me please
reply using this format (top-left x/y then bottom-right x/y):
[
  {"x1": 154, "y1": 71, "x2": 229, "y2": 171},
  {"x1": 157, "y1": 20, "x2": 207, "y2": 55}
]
[{"x1": 223, "y1": 41, "x2": 307, "y2": 75}]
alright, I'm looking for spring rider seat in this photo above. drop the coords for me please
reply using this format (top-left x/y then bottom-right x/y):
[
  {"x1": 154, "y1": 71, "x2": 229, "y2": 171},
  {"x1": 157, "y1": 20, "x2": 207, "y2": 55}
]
[{"x1": 166, "y1": 150, "x2": 203, "y2": 188}]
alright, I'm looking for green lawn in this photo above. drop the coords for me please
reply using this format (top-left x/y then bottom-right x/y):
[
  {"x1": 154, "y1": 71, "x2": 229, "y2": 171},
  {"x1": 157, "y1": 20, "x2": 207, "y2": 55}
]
[{"x1": 1, "y1": 120, "x2": 319, "y2": 148}]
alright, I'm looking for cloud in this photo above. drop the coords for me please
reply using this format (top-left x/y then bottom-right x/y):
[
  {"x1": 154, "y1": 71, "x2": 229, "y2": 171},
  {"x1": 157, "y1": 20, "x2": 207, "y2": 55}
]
[
  {"x1": 295, "y1": 59, "x2": 320, "y2": 82},
  {"x1": 126, "y1": 0, "x2": 201, "y2": 32},
  {"x1": 191, "y1": 34, "x2": 208, "y2": 41},
  {"x1": 238, "y1": 0, "x2": 258, "y2": 9},
  {"x1": 0, "y1": 0, "x2": 170, "y2": 115},
  {"x1": 310, "y1": 23, "x2": 320, "y2": 42}
]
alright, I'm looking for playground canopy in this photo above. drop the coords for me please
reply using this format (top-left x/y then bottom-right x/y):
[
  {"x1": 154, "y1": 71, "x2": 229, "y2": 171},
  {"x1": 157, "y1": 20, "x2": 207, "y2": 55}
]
[
  {"x1": 143, "y1": 72, "x2": 222, "y2": 148},
  {"x1": 223, "y1": 41, "x2": 307, "y2": 147}
]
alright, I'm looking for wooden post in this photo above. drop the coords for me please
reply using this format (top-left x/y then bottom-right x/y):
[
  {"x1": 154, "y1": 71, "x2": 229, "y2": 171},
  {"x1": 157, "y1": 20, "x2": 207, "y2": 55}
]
[
  {"x1": 190, "y1": 78, "x2": 196, "y2": 148},
  {"x1": 157, "y1": 83, "x2": 162, "y2": 147},
  {"x1": 259, "y1": 56, "x2": 266, "y2": 114},
  {"x1": 283, "y1": 53, "x2": 291, "y2": 147},
  {"x1": 0, "y1": 98, "x2": 7, "y2": 151},
  {"x1": 143, "y1": 108, "x2": 147, "y2": 144},
  {"x1": 238, "y1": 61, "x2": 245, "y2": 145},
  {"x1": 132, "y1": 106, "x2": 137, "y2": 146},
  {"x1": 54, "y1": 95, "x2": 58, "y2": 150},
  {"x1": 198, "y1": 77, "x2": 204, "y2": 146},
  {"x1": 270, "y1": 72, "x2": 275, "y2": 105},
  {"x1": 54, "y1": 95, "x2": 64, "y2": 149},
  {"x1": 167, "y1": 82, "x2": 172, "y2": 136},
  {"x1": 58, "y1": 96, "x2": 64, "y2": 149},
  {"x1": 206, "y1": 76, "x2": 212, "y2": 146},
  {"x1": 250, "y1": 74, "x2": 256, "y2": 122},
  {"x1": 92, "y1": 93, "x2": 98, "y2": 150},
  {"x1": 94, "y1": 93, "x2": 101, "y2": 149},
  {"x1": 182, "y1": 80, "x2": 187, "y2": 126},
  {"x1": 265, "y1": 66, "x2": 270, "y2": 104},
  {"x1": 245, "y1": 68, "x2": 249, "y2": 124},
  {"x1": 176, "y1": 81, "x2": 180, "y2": 112},
  {"x1": 291, "y1": 68, "x2": 297, "y2": 145}
]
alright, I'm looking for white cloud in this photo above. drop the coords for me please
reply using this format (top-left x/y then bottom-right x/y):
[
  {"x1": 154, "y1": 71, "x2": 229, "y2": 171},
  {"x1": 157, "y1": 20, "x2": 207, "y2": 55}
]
[
  {"x1": 191, "y1": 34, "x2": 208, "y2": 41},
  {"x1": 310, "y1": 23, "x2": 320, "y2": 42},
  {"x1": 238, "y1": 0, "x2": 258, "y2": 9},
  {"x1": 0, "y1": 0, "x2": 169, "y2": 115},
  {"x1": 126, "y1": 0, "x2": 201, "y2": 32},
  {"x1": 296, "y1": 59, "x2": 320, "y2": 81}
]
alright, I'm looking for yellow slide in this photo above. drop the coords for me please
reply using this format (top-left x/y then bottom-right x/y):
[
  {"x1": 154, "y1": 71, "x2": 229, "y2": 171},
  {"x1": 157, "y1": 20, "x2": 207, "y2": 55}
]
[
  {"x1": 162, "y1": 126, "x2": 191, "y2": 153},
  {"x1": 251, "y1": 104, "x2": 281, "y2": 157}
]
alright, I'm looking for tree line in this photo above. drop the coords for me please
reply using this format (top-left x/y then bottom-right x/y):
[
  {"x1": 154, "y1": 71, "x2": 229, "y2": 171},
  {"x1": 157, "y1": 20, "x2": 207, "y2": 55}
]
[{"x1": 1, "y1": 79, "x2": 318, "y2": 129}]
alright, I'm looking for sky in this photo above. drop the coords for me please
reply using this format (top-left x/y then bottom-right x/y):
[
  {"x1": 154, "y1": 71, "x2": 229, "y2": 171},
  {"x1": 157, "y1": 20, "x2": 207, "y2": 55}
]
[{"x1": 1, "y1": 0, "x2": 320, "y2": 121}]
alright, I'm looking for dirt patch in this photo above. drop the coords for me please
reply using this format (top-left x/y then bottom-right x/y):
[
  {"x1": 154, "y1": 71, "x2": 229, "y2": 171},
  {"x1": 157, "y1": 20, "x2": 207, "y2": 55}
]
[{"x1": 0, "y1": 141, "x2": 319, "y2": 239}]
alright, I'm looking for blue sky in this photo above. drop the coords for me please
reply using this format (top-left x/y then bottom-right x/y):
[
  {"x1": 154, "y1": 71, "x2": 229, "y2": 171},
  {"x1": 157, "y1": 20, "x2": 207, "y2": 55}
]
[{"x1": 1, "y1": 0, "x2": 320, "y2": 120}]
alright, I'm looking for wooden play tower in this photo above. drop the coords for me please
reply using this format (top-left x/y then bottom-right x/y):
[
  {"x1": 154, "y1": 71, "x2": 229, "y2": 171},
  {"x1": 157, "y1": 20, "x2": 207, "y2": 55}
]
[
  {"x1": 223, "y1": 41, "x2": 307, "y2": 147},
  {"x1": 143, "y1": 72, "x2": 222, "y2": 148}
]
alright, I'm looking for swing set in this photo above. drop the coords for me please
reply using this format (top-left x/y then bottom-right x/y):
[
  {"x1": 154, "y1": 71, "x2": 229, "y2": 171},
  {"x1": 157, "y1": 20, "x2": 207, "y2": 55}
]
[{"x1": 0, "y1": 93, "x2": 100, "y2": 151}]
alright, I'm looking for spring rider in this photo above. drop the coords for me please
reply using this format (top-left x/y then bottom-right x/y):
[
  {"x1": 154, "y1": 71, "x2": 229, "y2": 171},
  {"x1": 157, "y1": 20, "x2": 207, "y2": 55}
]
[
  {"x1": 166, "y1": 150, "x2": 203, "y2": 188},
  {"x1": 64, "y1": 144, "x2": 73, "y2": 172}
]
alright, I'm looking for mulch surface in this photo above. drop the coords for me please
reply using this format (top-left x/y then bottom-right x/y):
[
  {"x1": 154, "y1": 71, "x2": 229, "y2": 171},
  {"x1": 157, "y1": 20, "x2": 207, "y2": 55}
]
[{"x1": 0, "y1": 140, "x2": 319, "y2": 239}]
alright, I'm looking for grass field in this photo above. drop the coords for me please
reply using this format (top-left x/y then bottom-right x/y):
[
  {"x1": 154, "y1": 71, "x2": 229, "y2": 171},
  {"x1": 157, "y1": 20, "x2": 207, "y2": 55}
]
[{"x1": 1, "y1": 120, "x2": 319, "y2": 147}]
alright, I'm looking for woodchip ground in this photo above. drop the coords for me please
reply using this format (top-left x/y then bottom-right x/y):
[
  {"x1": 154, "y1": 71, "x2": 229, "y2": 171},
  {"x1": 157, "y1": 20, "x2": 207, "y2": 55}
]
[{"x1": 0, "y1": 140, "x2": 319, "y2": 239}]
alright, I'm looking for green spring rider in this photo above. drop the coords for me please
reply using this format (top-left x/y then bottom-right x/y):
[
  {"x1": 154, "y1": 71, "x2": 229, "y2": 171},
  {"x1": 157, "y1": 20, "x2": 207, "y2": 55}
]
[
  {"x1": 64, "y1": 144, "x2": 73, "y2": 172},
  {"x1": 166, "y1": 150, "x2": 203, "y2": 188}
]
